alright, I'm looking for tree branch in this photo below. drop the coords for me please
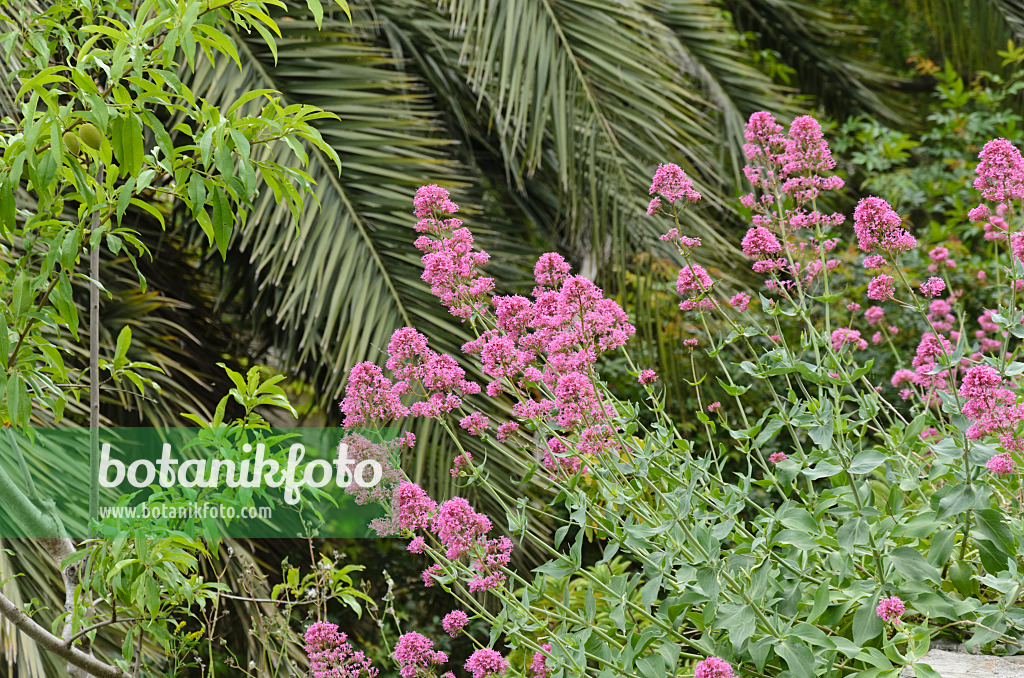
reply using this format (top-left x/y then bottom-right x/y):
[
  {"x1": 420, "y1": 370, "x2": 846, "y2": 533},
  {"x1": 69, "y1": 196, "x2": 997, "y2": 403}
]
[{"x1": 0, "y1": 588, "x2": 129, "y2": 678}]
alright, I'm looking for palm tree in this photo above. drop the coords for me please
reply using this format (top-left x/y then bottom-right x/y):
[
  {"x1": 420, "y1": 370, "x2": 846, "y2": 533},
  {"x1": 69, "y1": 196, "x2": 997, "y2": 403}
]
[{"x1": 9, "y1": 0, "x2": 1024, "y2": 674}]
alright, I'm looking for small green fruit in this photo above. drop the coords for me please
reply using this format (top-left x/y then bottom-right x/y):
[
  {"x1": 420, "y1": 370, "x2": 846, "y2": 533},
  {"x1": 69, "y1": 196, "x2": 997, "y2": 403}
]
[
  {"x1": 62, "y1": 131, "x2": 80, "y2": 156},
  {"x1": 78, "y1": 123, "x2": 102, "y2": 150}
]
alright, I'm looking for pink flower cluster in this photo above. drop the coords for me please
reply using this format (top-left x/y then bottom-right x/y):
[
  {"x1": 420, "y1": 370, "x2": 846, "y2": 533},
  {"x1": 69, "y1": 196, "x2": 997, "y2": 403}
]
[
  {"x1": 973, "y1": 138, "x2": 1024, "y2": 203},
  {"x1": 959, "y1": 365, "x2": 1024, "y2": 452},
  {"x1": 969, "y1": 139, "x2": 1024, "y2": 240},
  {"x1": 304, "y1": 622, "x2": 378, "y2": 678},
  {"x1": 831, "y1": 328, "x2": 867, "y2": 352},
  {"x1": 530, "y1": 644, "x2": 552, "y2": 678},
  {"x1": 676, "y1": 263, "x2": 715, "y2": 311},
  {"x1": 853, "y1": 197, "x2": 916, "y2": 255},
  {"x1": 736, "y1": 113, "x2": 845, "y2": 288},
  {"x1": 394, "y1": 482, "x2": 513, "y2": 592},
  {"x1": 340, "y1": 327, "x2": 481, "y2": 429},
  {"x1": 413, "y1": 185, "x2": 495, "y2": 320},
  {"x1": 648, "y1": 163, "x2": 701, "y2": 216},
  {"x1": 694, "y1": 656, "x2": 735, "y2": 678},
  {"x1": 987, "y1": 452, "x2": 1016, "y2": 475},
  {"x1": 393, "y1": 632, "x2": 448, "y2": 678},
  {"x1": 341, "y1": 434, "x2": 405, "y2": 507},
  {"x1": 465, "y1": 648, "x2": 510, "y2": 678},
  {"x1": 875, "y1": 596, "x2": 905, "y2": 623},
  {"x1": 442, "y1": 610, "x2": 468, "y2": 636}
]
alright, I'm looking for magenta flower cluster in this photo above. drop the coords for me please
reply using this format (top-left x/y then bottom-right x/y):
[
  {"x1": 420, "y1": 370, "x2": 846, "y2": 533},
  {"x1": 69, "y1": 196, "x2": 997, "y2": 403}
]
[
  {"x1": 959, "y1": 365, "x2": 1024, "y2": 453},
  {"x1": 647, "y1": 162, "x2": 701, "y2": 215},
  {"x1": 694, "y1": 656, "x2": 735, "y2": 678},
  {"x1": 393, "y1": 632, "x2": 448, "y2": 678},
  {"x1": 529, "y1": 644, "x2": 552, "y2": 678},
  {"x1": 875, "y1": 596, "x2": 906, "y2": 623},
  {"x1": 304, "y1": 622, "x2": 378, "y2": 678},
  {"x1": 465, "y1": 648, "x2": 510, "y2": 678},
  {"x1": 736, "y1": 113, "x2": 845, "y2": 291},
  {"x1": 441, "y1": 610, "x2": 468, "y2": 637},
  {"x1": 393, "y1": 482, "x2": 513, "y2": 592}
]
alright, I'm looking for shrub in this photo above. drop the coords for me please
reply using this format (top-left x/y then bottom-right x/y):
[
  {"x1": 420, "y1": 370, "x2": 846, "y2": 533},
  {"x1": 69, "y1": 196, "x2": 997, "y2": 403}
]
[{"x1": 328, "y1": 112, "x2": 1023, "y2": 678}]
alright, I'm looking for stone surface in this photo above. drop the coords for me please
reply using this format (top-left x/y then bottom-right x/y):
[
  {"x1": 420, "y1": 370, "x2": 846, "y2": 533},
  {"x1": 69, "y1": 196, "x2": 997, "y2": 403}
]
[{"x1": 900, "y1": 649, "x2": 1024, "y2": 677}]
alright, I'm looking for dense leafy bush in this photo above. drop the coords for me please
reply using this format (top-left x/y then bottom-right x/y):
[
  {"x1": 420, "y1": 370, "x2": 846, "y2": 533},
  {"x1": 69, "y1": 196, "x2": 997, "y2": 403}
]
[{"x1": 327, "y1": 110, "x2": 1024, "y2": 678}]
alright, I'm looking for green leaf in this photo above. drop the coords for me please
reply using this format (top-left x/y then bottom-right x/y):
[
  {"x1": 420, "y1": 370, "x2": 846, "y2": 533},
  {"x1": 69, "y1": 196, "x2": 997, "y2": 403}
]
[
  {"x1": 934, "y1": 483, "x2": 975, "y2": 520},
  {"x1": 211, "y1": 188, "x2": 231, "y2": 258},
  {"x1": 913, "y1": 664, "x2": 943, "y2": 678},
  {"x1": 853, "y1": 598, "x2": 883, "y2": 645},
  {"x1": 848, "y1": 449, "x2": 888, "y2": 474},
  {"x1": 305, "y1": 0, "x2": 324, "y2": 28},
  {"x1": 716, "y1": 603, "x2": 755, "y2": 651},
  {"x1": 776, "y1": 639, "x2": 815, "y2": 678},
  {"x1": 887, "y1": 546, "x2": 941, "y2": 585},
  {"x1": 113, "y1": 325, "x2": 132, "y2": 368}
]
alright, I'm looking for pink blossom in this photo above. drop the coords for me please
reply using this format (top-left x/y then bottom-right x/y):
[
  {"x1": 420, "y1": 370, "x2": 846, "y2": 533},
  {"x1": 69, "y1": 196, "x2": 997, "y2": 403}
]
[
  {"x1": 530, "y1": 644, "x2": 552, "y2": 678},
  {"x1": 414, "y1": 184, "x2": 458, "y2": 218},
  {"x1": 450, "y1": 451, "x2": 473, "y2": 477},
  {"x1": 853, "y1": 197, "x2": 916, "y2": 254},
  {"x1": 974, "y1": 138, "x2": 1024, "y2": 202},
  {"x1": 395, "y1": 482, "x2": 437, "y2": 532},
  {"x1": 741, "y1": 226, "x2": 782, "y2": 259},
  {"x1": 707, "y1": 402, "x2": 721, "y2": 413},
  {"x1": 729, "y1": 292, "x2": 751, "y2": 312},
  {"x1": 393, "y1": 632, "x2": 447, "y2": 678},
  {"x1": 646, "y1": 196, "x2": 661, "y2": 216},
  {"x1": 422, "y1": 564, "x2": 443, "y2": 587},
  {"x1": 442, "y1": 611, "x2": 469, "y2": 637},
  {"x1": 304, "y1": 622, "x2": 378, "y2": 678},
  {"x1": 465, "y1": 649, "x2": 510, "y2": 678},
  {"x1": 407, "y1": 536, "x2": 426, "y2": 554},
  {"x1": 649, "y1": 163, "x2": 701, "y2": 203},
  {"x1": 769, "y1": 452, "x2": 787, "y2": 464},
  {"x1": 496, "y1": 421, "x2": 519, "y2": 442},
  {"x1": 831, "y1": 328, "x2": 867, "y2": 351},
  {"x1": 533, "y1": 253, "x2": 572, "y2": 291},
  {"x1": 340, "y1": 363, "x2": 409, "y2": 427},
  {"x1": 433, "y1": 497, "x2": 492, "y2": 560},
  {"x1": 987, "y1": 452, "x2": 1016, "y2": 475},
  {"x1": 743, "y1": 111, "x2": 786, "y2": 165},
  {"x1": 676, "y1": 264, "x2": 713, "y2": 296},
  {"x1": 694, "y1": 656, "x2": 735, "y2": 678},
  {"x1": 864, "y1": 306, "x2": 884, "y2": 326},
  {"x1": 920, "y1": 277, "x2": 946, "y2": 297},
  {"x1": 866, "y1": 274, "x2": 895, "y2": 301},
  {"x1": 863, "y1": 254, "x2": 887, "y2": 270},
  {"x1": 875, "y1": 596, "x2": 906, "y2": 623},
  {"x1": 414, "y1": 203, "x2": 495, "y2": 320},
  {"x1": 459, "y1": 412, "x2": 490, "y2": 436},
  {"x1": 638, "y1": 370, "x2": 658, "y2": 385}
]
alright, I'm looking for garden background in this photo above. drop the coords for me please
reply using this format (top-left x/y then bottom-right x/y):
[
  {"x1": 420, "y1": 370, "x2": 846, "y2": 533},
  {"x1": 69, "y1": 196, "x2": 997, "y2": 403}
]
[{"x1": 0, "y1": 0, "x2": 1023, "y2": 676}]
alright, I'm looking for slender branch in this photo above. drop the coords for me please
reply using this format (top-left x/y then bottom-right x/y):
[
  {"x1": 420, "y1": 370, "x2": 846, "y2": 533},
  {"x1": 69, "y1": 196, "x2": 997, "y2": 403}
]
[
  {"x1": 65, "y1": 616, "x2": 166, "y2": 647},
  {"x1": 6, "y1": 275, "x2": 60, "y2": 369},
  {"x1": 89, "y1": 167, "x2": 105, "y2": 521},
  {"x1": 216, "y1": 591, "x2": 321, "y2": 606},
  {"x1": 0, "y1": 589, "x2": 130, "y2": 678}
]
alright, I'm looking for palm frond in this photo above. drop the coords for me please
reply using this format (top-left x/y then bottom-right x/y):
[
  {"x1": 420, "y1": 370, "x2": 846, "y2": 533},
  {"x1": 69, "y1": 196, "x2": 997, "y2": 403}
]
[
  {"x1": 722, "y1": 0, "x2": 899, "y2": 122},
  {"x1": 378, "y1": 0, "x2": 741, "y2": 266},
  {"x1": 916, "y1": 0, "x2": 1024, "y2": 73},
  {"x1": 180, "y1": 11, "x2": 554, "y2": 537},
  {"x1": 647, "y1": 0, "x2": 799, "y2": 178}
]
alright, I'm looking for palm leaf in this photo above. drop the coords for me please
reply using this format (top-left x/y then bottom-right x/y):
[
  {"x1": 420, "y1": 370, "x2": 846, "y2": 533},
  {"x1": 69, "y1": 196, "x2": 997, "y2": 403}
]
[{"x1": 722, "y1": 0, "x2": 899, "y2": 122}]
